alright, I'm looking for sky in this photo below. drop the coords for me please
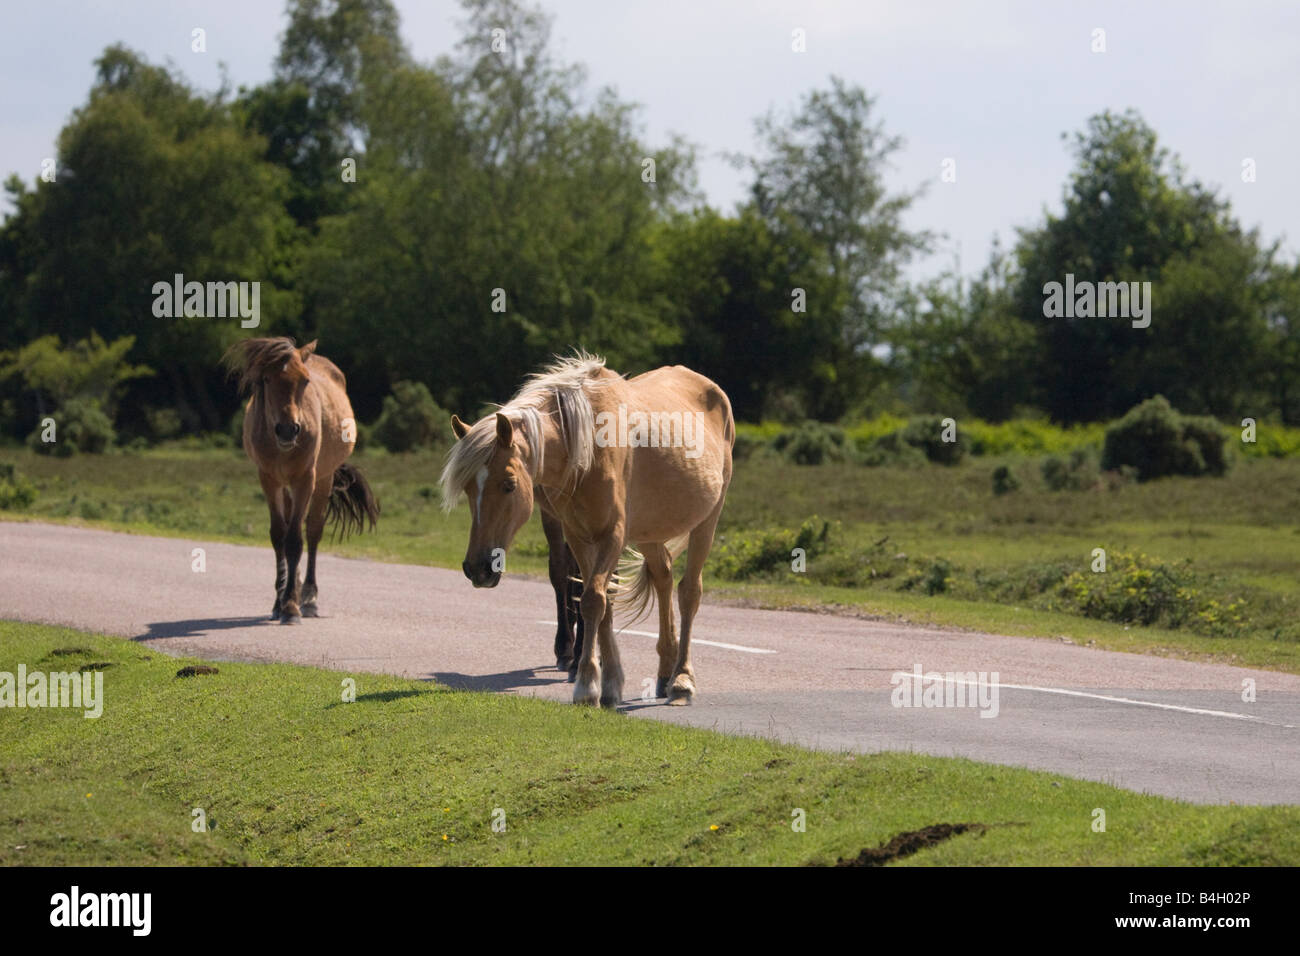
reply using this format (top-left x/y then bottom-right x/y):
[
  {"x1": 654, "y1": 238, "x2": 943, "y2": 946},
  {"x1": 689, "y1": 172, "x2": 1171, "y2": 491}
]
[{"x1": 2, "y1": 0, "x2": 1297, "y2": 280}]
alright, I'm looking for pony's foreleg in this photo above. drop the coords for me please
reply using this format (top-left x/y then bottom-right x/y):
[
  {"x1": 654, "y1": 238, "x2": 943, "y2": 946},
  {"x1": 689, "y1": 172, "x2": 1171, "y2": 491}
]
[
  {"x1": 259, "y1": 472, "x2": 288, "y2": 619},
  {"x1": 670, "y1": 500, "x2": 726, "y2": 705},
  {"x1": 278, "y1": 471, "x2": 316, "y2": 625},
  {"x1": 300, "y1": 473, "x2": 331, "y2": 617}
]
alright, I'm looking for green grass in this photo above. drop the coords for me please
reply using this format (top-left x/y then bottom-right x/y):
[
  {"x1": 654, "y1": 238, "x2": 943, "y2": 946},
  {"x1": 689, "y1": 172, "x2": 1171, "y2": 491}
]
[
  {"x1": 2, "y1": 620, "x2": 1296, "y2": 866},
  {"x1": 2, "y1": 443, "x2": 1299, "y2": 672}
]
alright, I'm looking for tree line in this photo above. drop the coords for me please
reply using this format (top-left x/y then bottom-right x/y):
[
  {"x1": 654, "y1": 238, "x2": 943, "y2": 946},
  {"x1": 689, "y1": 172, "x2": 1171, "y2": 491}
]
[{"x1": 2, "y1": 0, "x2": 1298, "y2": 450}]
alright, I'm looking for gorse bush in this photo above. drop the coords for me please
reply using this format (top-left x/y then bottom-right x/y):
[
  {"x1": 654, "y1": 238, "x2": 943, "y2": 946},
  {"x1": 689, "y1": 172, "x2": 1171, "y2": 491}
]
[
  {"x1": 712, "y1": 517, "x2": 831, "y2": 579},
  {"x1": 1041, "y1": 448, "x2": 1100, "y2": 491},
  {"x1": 372, "y1": 381, "x2": 446, "y2": 453},
  {"x1": 991, "y1": 465, "x2": 1020, "y2": 495},
  {"x1": 770, "y1": 422, "x2": 851, "y2": 465},
  {"x1": 0, "y1": 462, "x2": 37, "y2": 510},
  {"x1": 1101, "y1": 396, "x2": 1231, "y2": 480},
  {"x1": 1056, "y1": 551, "x2": 1246, "y2": 636},
  {"x1": 28, "y1": 397, "x2": 115, "y2": 456}
]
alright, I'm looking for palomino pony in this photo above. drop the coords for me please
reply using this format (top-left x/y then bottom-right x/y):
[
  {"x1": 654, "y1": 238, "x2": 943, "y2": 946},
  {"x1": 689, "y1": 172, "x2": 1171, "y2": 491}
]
[
  {"x1": 225, "y1": 337, "x2": 379, "y2": 624},
  {"x1": 441, "y1": 353, "x2": 734, "y2": 707}
]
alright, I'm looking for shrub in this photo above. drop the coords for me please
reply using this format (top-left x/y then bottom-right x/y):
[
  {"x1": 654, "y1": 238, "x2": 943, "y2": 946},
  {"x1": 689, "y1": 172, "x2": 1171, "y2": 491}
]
[
  {"x1": 863, "y1": 416, "x2": 967, "y2": 466},
  {"x1": 771, "y1": 422, "x2": 851, "y2": 465},
  {"x1": 712, "y1": 517, "x2": 831, "y2": 579},
  {"x1": 145, "y1": 407, "x2": 183, "y2": 442},
  {"x1": 991, "y1": 465, "x2": 1020, "y2": 496},
  {"x1": 0, "y1": 462, "x2": 37, "y2": 510},
  {"x1": 1101, "y1": 396, "x2": 1231, "y2": 480},
  {"x1": 1055, "y1": 551, "x2": 1246, "y2": 634},
  {"x1": 1041, "y1": 448, "x2": 1100, "y2": 491},
  {"x1": 372, "y1": 381, "x2": 445, "y2": 453},
  {"x1": 28, "y1": 397, "x2": 115, "y2": 456}
]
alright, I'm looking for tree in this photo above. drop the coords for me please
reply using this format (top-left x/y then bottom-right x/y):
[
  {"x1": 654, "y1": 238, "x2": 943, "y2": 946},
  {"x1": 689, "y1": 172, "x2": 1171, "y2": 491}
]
[
  {"x1": 1014, "y1": 109, "x2": 1273, "y2": 422},
  {"x1": 2, "y1": 45, "x2": 298, "y2": 432},
  {"x1": 741, "y1": 77, "x2": 932, "y2": 361}
]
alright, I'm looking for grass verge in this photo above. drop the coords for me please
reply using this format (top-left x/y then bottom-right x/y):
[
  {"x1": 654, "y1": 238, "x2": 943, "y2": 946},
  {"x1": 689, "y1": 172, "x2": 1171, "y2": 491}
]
[{"x1": 1, "y1": 620, "x2": 1296, "y2": 866}]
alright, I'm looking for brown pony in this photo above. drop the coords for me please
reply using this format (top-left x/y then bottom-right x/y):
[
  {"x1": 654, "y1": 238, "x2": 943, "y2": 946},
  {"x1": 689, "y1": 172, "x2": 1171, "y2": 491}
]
[
  {"x1": 442, "y1": 353, "x2": 734, "y2": 707},
  {"x1": 224, "y1": 337, "x2": 379, "y2": 623}
]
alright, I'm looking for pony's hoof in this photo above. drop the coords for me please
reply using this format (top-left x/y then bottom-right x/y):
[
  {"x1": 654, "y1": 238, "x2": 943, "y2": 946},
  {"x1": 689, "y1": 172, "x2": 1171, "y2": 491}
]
[
  {"x1": 667, "y1": 676, "x2": 695, "y2": 706},
  {"x1": 572, "y1": 692, "x2": 599, "y2": 707},
  {"x1": 302, "y1": 603, "x2": 319, "y2": 618},
  {"x1": 655, "y1": 678, "x2": 669, "y2": 699},
  {"x1": 567, "y1": 667, "x2": 578, "y2": 684},
  {"x1": 271, "y1": 602, "x2": 281, "y2": 620},
  {"x1": 599, "y1": 694, "x2": 621, "y2": 709},
  {"x1": 556, "y1": 655, "x2": 571, "y2": 671},
  {"x1": 280, "y1": 608, "x2": 302, "y2": 625}
]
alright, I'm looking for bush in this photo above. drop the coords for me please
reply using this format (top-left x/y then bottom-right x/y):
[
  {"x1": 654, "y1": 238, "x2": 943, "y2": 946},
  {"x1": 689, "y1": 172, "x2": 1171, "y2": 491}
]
[
  {"x1": 991, "y1": 465, "x2": 1020, "y2": 495},
  {"x1": 712, "y1": 517, "x2": 831, "y2": 579},
  {"x1": 771, "y1": 422, "x2": 851, "y2": 465},
  {"x1": 1056, "y1": 551, "x2": 1244, "y2": 634},
  {"x1": 0, "y1": 462, "x2": 37, "y2": 510},
  {"x1": 900, "y1": 416, "x2": 968, "y2": 465},
  {"x1": 1102, "y1": 396, "x2": 1231, "y2": 481},
  {"x1": 28, "y1": 397, "x2": 115, "y2": 456},
  {"x1": 861, "y1": 416, "x2": 967, "y2": 466},
  {"x1": 372, "y1": 381, "x2": 445, "y2": 453},
  {"x1": 1041, "y1": 448, "x2": 1100, "y2": 491},
  {"x1": 145, "y1": 407, "x2": 183, "y2": 442}
]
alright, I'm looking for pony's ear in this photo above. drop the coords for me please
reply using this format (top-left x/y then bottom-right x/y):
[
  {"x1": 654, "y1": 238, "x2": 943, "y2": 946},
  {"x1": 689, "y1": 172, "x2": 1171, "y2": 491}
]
[
  {"x1": 495, "y1": 412, "x2": 514, "y2": 449},
  {"x1": 451, "y1": 415, "x2": 471, "y2": 440},
  {"x1": 299, "y1": 340, "x2": 318, "y2": 362}
]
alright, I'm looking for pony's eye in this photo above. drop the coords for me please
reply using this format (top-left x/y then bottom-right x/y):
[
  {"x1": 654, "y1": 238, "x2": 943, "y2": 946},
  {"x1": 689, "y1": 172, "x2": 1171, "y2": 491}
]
[{"x1": 502, "y1": 478, "x2": 517, "y2": 493}]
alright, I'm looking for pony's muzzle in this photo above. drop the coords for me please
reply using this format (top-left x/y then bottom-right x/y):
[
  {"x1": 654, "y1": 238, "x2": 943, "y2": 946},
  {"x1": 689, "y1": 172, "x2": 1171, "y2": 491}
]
[
  {"x1": 463, "y1": 560, "x2": 501, "y2": 589},
  {"x1": 274, "y1": 421, "x2": 301, "y2": 443}
]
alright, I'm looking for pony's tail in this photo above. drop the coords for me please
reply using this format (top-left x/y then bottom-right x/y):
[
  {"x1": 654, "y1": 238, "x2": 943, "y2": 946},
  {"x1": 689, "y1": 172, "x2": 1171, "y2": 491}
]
[
  {"x1": 612, "y1": 533, "x2": 691, "y2": 627},
  {"x1": 327, "y1": 462, "x2": 380, "y2": 539}
]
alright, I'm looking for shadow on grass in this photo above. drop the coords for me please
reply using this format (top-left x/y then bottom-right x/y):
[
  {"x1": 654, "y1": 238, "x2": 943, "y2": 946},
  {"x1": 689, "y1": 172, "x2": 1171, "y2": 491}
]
[
  {"x1": 132, "y1": 616, "x2": 270, "y2": 642},
  {"x1": 324, "y1": 689, "x2": 436, "y2": 708},
  {"x1": 430, "y1": 667, "x2": 568, "y2": 692}
]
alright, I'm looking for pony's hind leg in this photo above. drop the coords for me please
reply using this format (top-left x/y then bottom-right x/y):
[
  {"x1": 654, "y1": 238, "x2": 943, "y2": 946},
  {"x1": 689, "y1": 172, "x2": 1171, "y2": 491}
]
[
  {"x1": 300, "y1": 473, "x2": 332, "y2": 617},
  {"x1": 597, "y1": 596, "x2": 623, "y2": 709},
  {"x1": 669, "y1": 499, "x2": 726, "y2": 706},
  {"x1": 640, "y1": 543, "x2": 677, "y2": 698}
]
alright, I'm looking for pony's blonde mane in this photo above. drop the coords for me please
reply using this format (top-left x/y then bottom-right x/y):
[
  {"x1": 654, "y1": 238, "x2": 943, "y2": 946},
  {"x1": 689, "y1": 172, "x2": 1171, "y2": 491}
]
[{"x1": 440, "y1": 351, "x2": 609, "y2": 512}]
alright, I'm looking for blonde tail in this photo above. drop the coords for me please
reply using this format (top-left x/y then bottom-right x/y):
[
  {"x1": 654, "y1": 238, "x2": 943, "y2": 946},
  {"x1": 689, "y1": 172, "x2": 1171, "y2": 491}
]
[{"x1": 612, "y1": 533, "x2": 691, "y2": 627}]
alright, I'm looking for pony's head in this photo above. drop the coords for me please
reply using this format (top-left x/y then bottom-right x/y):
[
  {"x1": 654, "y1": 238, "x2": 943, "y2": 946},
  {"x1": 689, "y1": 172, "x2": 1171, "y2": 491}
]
[
  {"x1": 442, "y1": 410, "x2": 542, "y2": 587},
  {"x1": 224, "y1": 337, "x2": 316, "y2": 450}
]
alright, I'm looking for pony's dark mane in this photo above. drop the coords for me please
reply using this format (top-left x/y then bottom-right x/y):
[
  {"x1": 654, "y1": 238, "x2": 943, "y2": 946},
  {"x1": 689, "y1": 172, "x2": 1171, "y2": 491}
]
[{"x1": 222, "y1": 337, "x2": 304, "y2": 397}]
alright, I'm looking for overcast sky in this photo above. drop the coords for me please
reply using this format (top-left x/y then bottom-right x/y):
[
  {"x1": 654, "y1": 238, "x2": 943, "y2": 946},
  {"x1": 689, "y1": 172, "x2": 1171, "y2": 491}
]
[{"x1": 2, "y1": 0, "x2": 1296, "y2": 279}]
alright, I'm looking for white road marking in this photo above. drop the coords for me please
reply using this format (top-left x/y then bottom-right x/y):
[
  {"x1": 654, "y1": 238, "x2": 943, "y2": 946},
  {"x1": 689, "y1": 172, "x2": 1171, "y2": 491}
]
[
  {"x1": 923, "y1": 674, "x2": 1297, "y2": 728},
  {"x1": 538, "y1": 621, "x2": 775, "y2": 655}
]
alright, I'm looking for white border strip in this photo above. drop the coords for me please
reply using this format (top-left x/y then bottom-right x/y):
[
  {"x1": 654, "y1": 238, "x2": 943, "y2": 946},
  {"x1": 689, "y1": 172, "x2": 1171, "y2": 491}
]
[
  {"x1": 927, "y1": 674, "x2": 1296, "y2": 728},
  {"x1": 538, "y1": 621, "x2": 775, "y2": 655}
]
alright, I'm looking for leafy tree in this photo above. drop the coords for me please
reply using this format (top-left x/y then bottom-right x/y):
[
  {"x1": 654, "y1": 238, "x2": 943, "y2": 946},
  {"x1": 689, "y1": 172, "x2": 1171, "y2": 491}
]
[
  {"x1": 2, "y1": 46, "x2": 298, "y2": 432},
  {"x1": 740, "y1": 77, "x2": 932, "y2": 360},
  {"x1": 1014, "y1": 110, "x2": 1273, "y2": 422}
]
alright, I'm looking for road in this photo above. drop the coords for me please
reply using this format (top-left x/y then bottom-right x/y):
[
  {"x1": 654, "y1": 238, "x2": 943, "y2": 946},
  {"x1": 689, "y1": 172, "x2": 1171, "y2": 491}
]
[{"x1": 1, "y1": 521, "x2": 1296, "y2": 804}]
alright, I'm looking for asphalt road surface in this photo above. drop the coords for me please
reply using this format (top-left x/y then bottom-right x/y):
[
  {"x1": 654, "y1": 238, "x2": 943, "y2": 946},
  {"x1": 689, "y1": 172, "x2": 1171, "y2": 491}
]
[{"x1": 2, "y1": 521, "x2": 1296, "y2": 805}]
